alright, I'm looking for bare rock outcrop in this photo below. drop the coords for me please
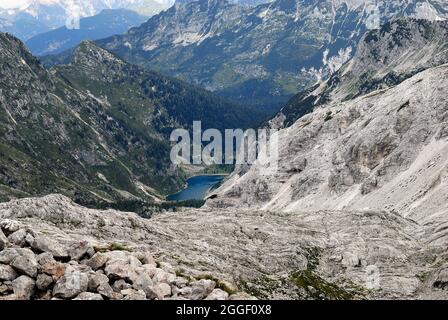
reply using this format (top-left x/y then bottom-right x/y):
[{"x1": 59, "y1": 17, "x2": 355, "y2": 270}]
[
  {"x1": 1, "y1": 194, "x2": 448, "y2": 299},
  {"x1": 0, "y1": 214, "x2": 252, "y2": 300},
  {"x1": 209, "y1": 65, "x2": 448, "y2": 223}
]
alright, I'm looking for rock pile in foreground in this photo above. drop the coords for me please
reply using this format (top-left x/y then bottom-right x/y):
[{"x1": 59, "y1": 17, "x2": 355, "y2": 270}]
[
  {"x1": 2, "y1": 194, "x2": 448, "y2": 300},
  {"x1": 0, "y1": 219, "x2": 252, "y2": 300}
]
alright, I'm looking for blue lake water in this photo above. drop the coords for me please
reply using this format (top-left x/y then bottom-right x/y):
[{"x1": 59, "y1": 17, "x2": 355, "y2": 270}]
[{"x1": 167, "y1": 175, "x2": 226, "y2": 201}]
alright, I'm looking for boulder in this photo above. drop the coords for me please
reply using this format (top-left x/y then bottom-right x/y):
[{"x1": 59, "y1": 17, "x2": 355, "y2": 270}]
[
  {"x1": 104, "y1": 253, "x2": 141, "y2": 282},
  {"x1": 73, "y1": 292, "x2": 104, "y2": 300},
  {"x1": 0, "y1": 265, "x2": 18, "y2": 281},
  {"x1": 111, "y1": 292, "x2": 124, "y2": 300},
  {"x1": 97, "y1": 283, "x2": 114, "y2": 299},
  {"x1": 67, "y1": 260, "x2": 92, "y2": 273},
  {"x1": 158, "y1": 262, "x2": 175, "y2": 274},
  {"x1": 37, "y1": 290, "x2": 53, "y2": 301},
  {"x1": 9, "y1": 248, "x2": 39, "y2": 278},
  {"x1": 187, "y1": 279, "x2": 216, "y2": 300},
  {"x1": 173, "y1": 277, "x2": 189, "y2": 288},
  {"x1": 142, "y1": 285, "x2": 161, "y2": 300},
  {"x1": 0, "y1": 220, "x2": 21, "y2": 235},
  {"x1": 0, "y1": 248, "x2": 19, "y2": 264},
  {"x1": 36, "y1": 274, "x2": 54, "y2": 291},
  {"x1": 205, "y1": 289, "x2": 229, "y2": 300},
  {"x1": 42, "y1": 261, "x2": 66, "y2": 281},
  {"x1": 107, "y1": 251, "x2": 142, "y2": 267},
  {"x1": 136, "y1": 264, "x2": 157, "y2": 278},
  {"x1": 165, "y1": 296, "x2": 189, "y2": 301},
  {"x1": 7, "y1": 229, "x2": 27, "y2": 247},
  {"x1": 112, "y1": 279, "x2": 131, "y2": 292},
  {"x1": 156, "y1": 283, "x2": 172, "y2": 298},
  {"x1": 37, "y1": 252, "x2": 55, "y2": 266},
  {"x1": 88, "y1": 272, "x2": 109, "y2": 292},
  {"x1": 121, "y1": 288, "x2": 147, "y2": 300},
  {"x1": 132, "y1": 252, "x2": 157, "y2": 268},
  {"x1": 32, "y1": 236, "x2": 68, "y2": 259},
  {"x1": 86, "y1": 252, "x2": 108, "y2": 270},
  {"x1": 174, "y1": 286, "x2": 192, "y2": 298},
  {"x1": 152, "y1": 268, "x2": 176, "y2": 285},
  {"x1": 53, "y1": 271, "x2": 89, "y2": 299},
  {"x1": 143, "y1": 282, "x2": 172, "y2": 300},
  {"x1": 25, "y1": 233, "x2": 35, "y2": 247},
  {"x1": 68, "y1": 241, "x2": 93, "y2": 261},
  {"x1": 0, "y1": 294, "x2": 16, "y2": 300},
  {"x1": 132, "y1": 272, "x2": 153, "y2": 291},
  {"x1": 12, "y1": 276, "x2": 35, "y2": 300},
  {"x1": 105, "y1": 260, "x2": 136, "y2": 281},
  {"x1": 0, "y1": 229, "x2": 9, "y2": 250}
]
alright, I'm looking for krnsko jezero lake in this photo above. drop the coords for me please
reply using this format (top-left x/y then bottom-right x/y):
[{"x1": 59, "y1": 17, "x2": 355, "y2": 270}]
[{"x1": 167, "y1": 175, "x2": 226, "y2": 201}]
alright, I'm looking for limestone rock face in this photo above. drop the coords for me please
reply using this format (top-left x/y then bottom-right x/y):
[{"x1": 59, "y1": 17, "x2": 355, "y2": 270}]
[
  {"x1": 194, "y1": 51, "x2": 448, "y2": 300},
  {"x1": 0, "y1": 189, "x2": 444, "y2": 299},
  {"x1": 275, "y1": 19, "x2": 448, "y2": 127},
  {"x1": 210, "y1": 65, "x2": 448, "y2": 223}
]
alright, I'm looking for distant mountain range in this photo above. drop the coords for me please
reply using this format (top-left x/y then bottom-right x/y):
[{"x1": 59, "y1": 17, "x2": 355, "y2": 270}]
[
  {"x1": 26, "y1": 9, "x2": 148, "y2": 56},
  {"x1": 0, "y1": 0, "x2": 173, "y2": 41},
  {"x1": 93, "y1": 0, "x2": 448, "y2": 112}
]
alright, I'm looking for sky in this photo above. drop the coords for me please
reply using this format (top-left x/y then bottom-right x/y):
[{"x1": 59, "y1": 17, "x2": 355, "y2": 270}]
[{"x1": 0, "y1": 0, "x2": 30, "y2": 9}]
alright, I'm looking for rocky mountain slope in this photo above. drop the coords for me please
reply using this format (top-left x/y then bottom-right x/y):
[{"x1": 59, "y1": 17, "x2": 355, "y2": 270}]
[
  {"x1": 52, "y1": 41, "x2": 261, "y2": 133},
  {"x1": 1, "y1": 187, "x2": 448, "y2": 299},
  {"x1": 178, "y1": 17, "x2": 448, "y2": 298},
  {"x1": 0, "y1": 211, "x2": 254, "y2": 300},
  {"x1": 94, "y1": 0, "x2": 448, "y2": 112},
  {"x1": 0, "y1": 32, "x2": 181, "y2": 205},
  {"x1": 26, "y1": 9, "x2": 148, "y2": 56},
  {"x1": 211, "y1": 63, "x2": 448, "y2": 219},
  {"x1": 276, "y1": 19, "x2": 448, "y2": 127},
  {"x1": 209, "y1": 18, "x2": 448, "y2": 218},
  {"x1": 0, "y1": 33, "x2": 253, "y2": 207}
]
